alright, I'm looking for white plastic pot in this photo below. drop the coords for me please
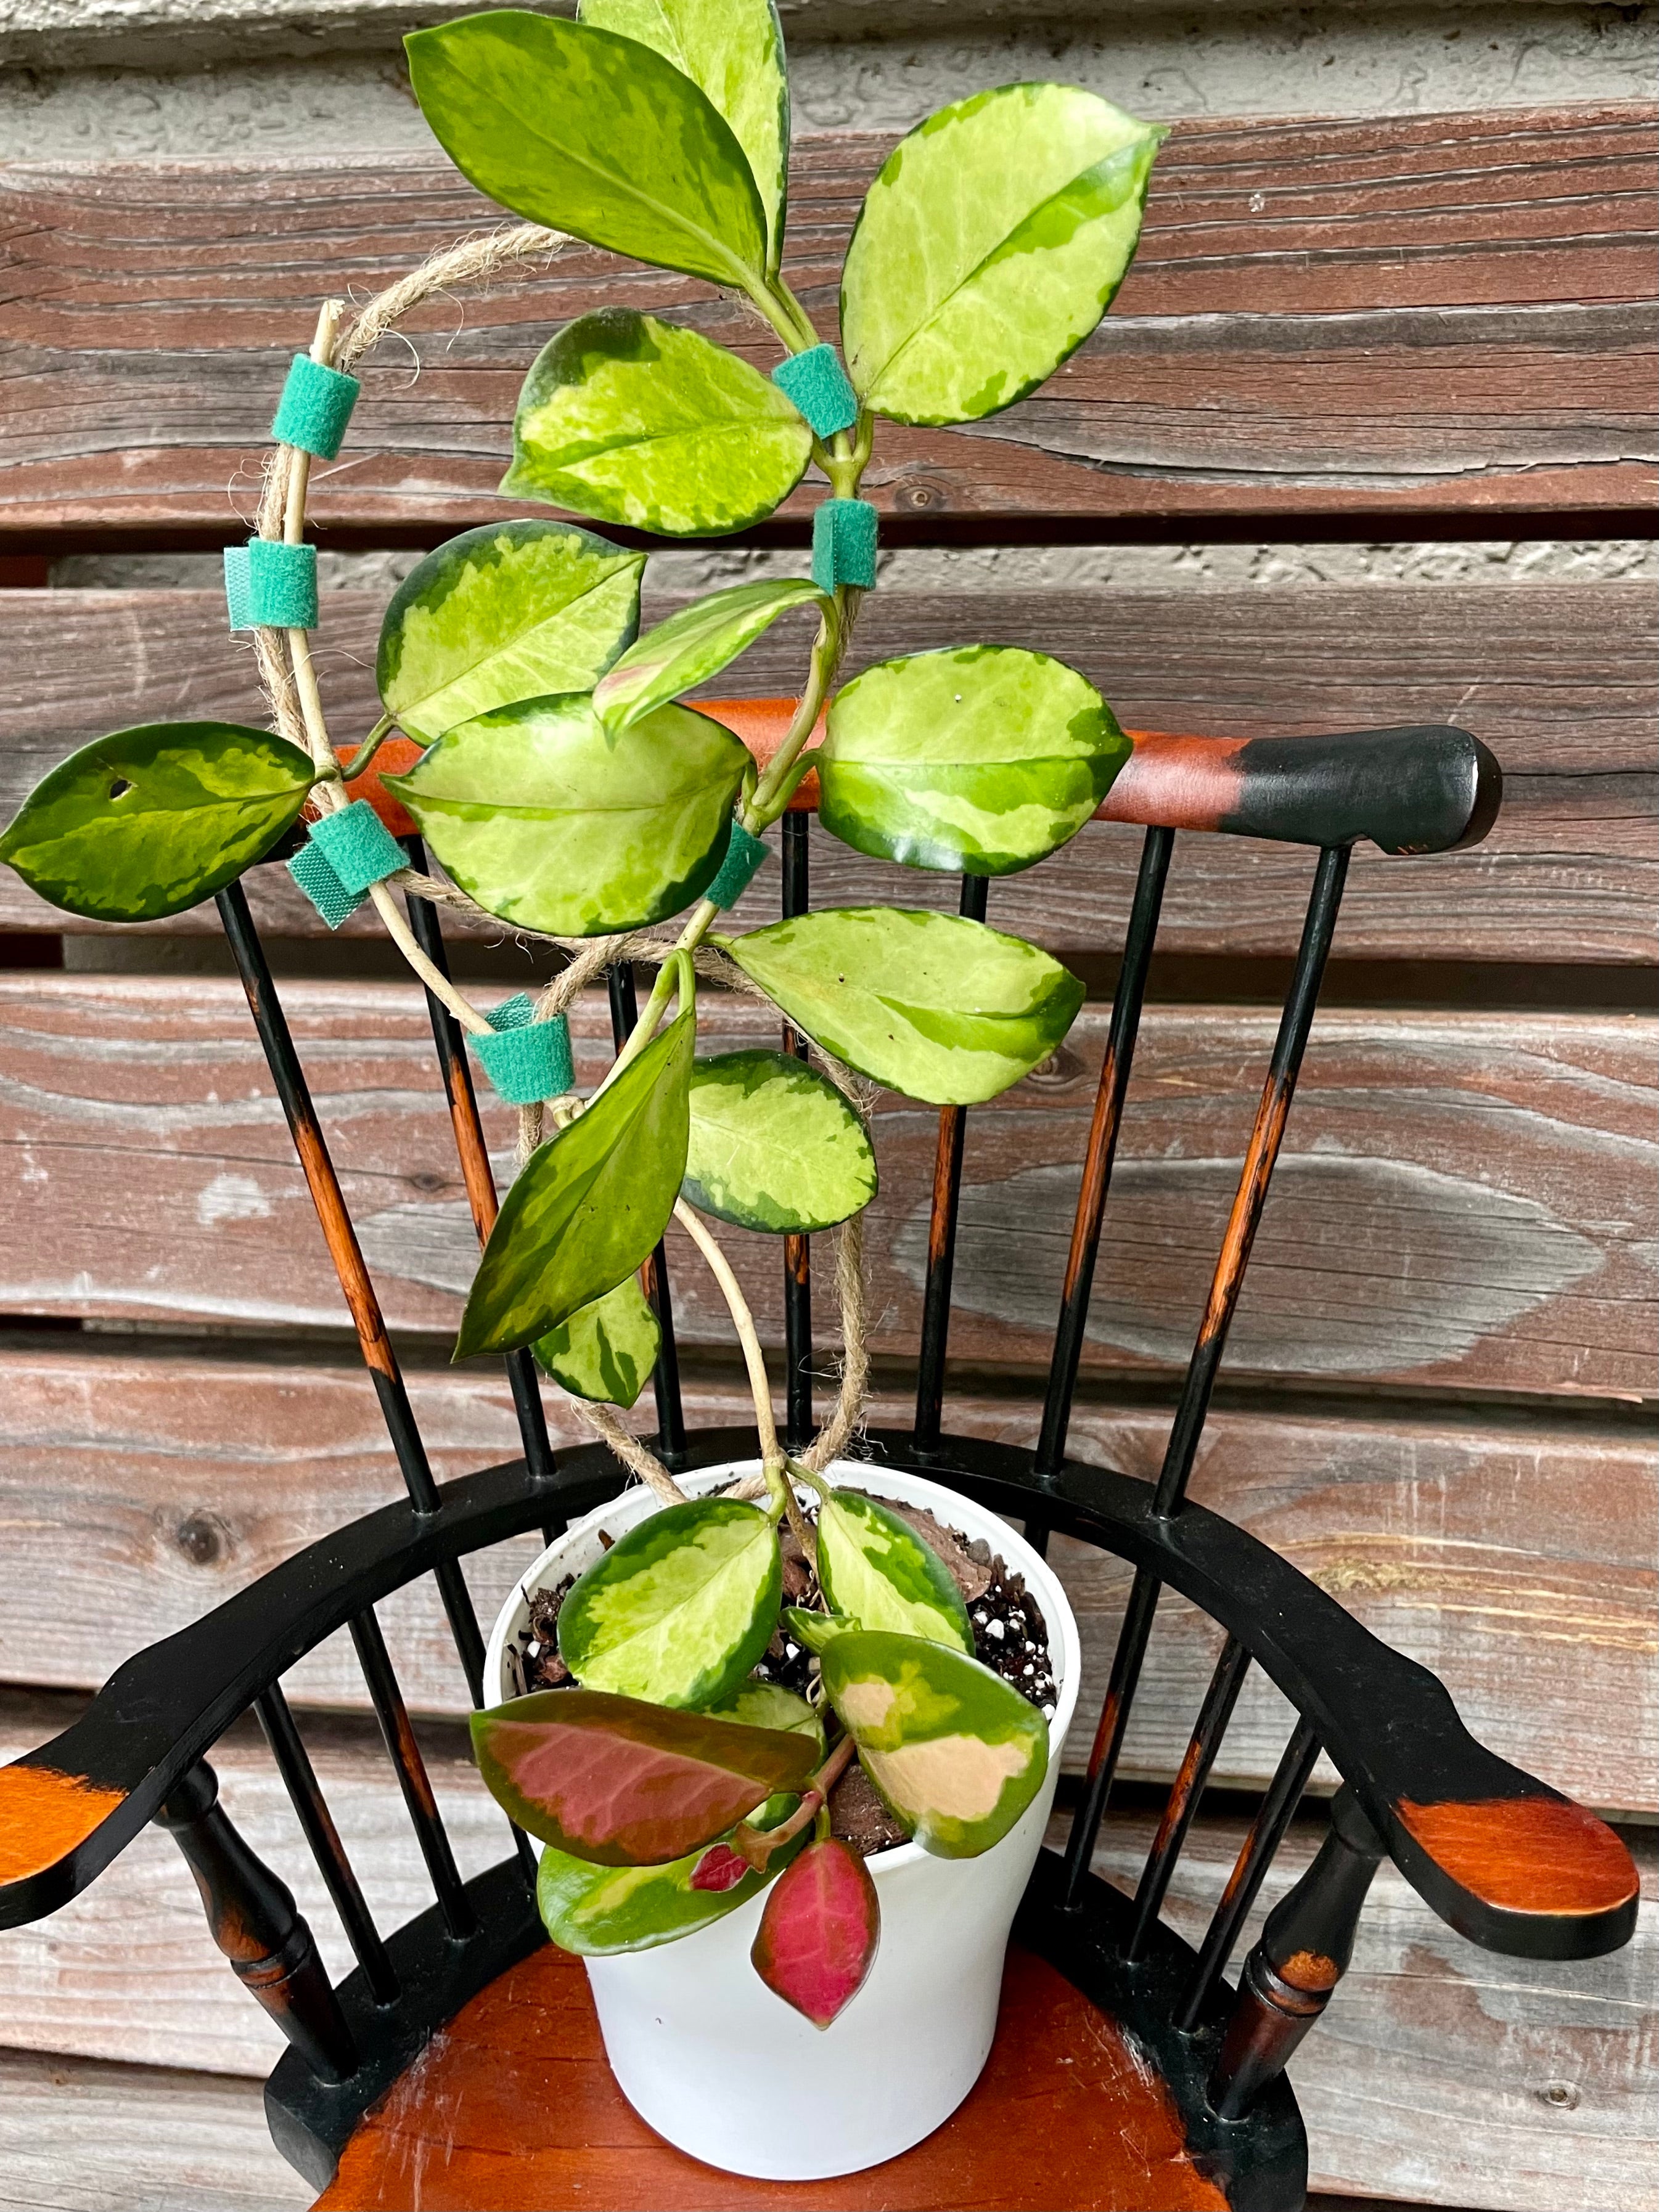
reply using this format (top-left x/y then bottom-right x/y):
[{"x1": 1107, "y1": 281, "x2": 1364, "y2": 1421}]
[{"x1": 483, "y1": 1460, "x2": 1079, "y2": 2182}]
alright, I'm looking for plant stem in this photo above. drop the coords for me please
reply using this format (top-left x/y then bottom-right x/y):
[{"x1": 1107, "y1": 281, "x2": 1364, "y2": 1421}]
[
  {"x1": 341, "y1": 711, "x2": 396, "y2": 779},
  {"x1": 672, "y1": 1198, "x2": 782, "y2": 1471}
]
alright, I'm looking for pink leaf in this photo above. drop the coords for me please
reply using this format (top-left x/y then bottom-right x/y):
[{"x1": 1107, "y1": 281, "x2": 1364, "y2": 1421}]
[
  {"x1": 750, "y1": 1839, "x2": 880, "y2": 2028},
  {"x1": 689, "y1": 1843, "x2": 751, "y2": 1893},
  {"x1": 471, "y1": 1691, "x2": 819, "y2": 1866}
]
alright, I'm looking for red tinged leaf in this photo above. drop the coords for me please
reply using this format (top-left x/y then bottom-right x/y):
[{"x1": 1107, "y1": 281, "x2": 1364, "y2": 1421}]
[
  {"x1": 689, "y1": 1843, "x2": 751, "y2": 1893},
  {"x1": 750, "y1": 1839, "x2": 880, "y2": 2028},
  {"x1": 471, "y1": 1690, "x2": 819, "y2": 1867}
]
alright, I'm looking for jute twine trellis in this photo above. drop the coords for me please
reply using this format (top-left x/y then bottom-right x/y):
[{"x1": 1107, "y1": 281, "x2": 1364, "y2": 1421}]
[{"x1": 247, "y1": 222, "x2": 873, "y2": 1509}]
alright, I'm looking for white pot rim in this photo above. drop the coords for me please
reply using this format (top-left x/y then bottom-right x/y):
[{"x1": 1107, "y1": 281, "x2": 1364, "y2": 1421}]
[{"x1": 483, "y1": 1457, "x2": 1080, "y2": 1879}]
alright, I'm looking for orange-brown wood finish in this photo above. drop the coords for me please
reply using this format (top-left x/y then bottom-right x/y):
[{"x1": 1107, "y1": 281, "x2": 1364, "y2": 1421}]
[
  {"x1": 315, "y1": 1941, "x2": 1231, "y2": 2212},
  {"x1": 0, "y1": 1766, "x2": 124, "y2": 1887},
  {"x1": 1398, "y1": 1795, "x2": 1641, "y2": 1919}
]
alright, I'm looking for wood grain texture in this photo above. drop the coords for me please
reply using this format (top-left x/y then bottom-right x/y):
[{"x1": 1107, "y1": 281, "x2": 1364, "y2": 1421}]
[
  {"x1": 0, "y1": 1341, "x2": 1649, "y2": 1809},
  {"x1": 2, "y1": 582, "x2": 1651, "y2": 959},
  {"x1": 0, "y1": 1690, "x2": 1647, "y2": 2212},
  {"x1": 0, "y1": 977, "x2": 1650, "y2": 1399},
  {"x1": 314, "y1": 1941, "x2": 1230, "y2": 2212},
  {"x1": 1, "y1": 108, "x2": 1652, "y2": 540}
]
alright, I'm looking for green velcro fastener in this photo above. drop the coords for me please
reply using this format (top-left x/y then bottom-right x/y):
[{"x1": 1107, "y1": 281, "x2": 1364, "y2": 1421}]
[
  {"x1": 772, "y1": 344, "x2": 859, "y2": 439},
  {"x1": 271, "y1": 352, "x2": 362, "y2": 460},
  {"x1": 287, "y1": 839, "x2": 365, "y2": 930},
  {"x1": 223, "y1": 543, "x2": 254, "y2": 632},
  {"x1": 245, "y1": 537, "x2": 319, "y2": 630},
  {"x1": 307, "y1": 798, "x2": 405, "y2": 897},
  {"x1": 705, "y1": 820, "x2": 770, "y2": 910},
  {"x1": 811, "y1": 498, "x2": 878, "y2": 593},
  {"x1": 472, "y1": 1000, "x2": 574, "y2": 1106}
]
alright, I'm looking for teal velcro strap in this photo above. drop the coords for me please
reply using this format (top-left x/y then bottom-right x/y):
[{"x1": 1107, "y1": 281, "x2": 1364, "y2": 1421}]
[
  {"x1": 223, "y1": 543, "x2": 254, "y2": 632},
  {"x1": 245, "y1": 537, "x2": 319, "y2": 629},
  {"x1": 811, "y1": 499, "x2": 878, "y2": 593},
  {"x1": 271, "y1": 353, "x2": 361, "y2": 460},
  {"x1": 287, "y1": 839, "x2": 364, "y2": 930},
  {"x1": 772, "y1": 345, "x2": 858, "y2": 439},
  {"x1": 306, "y1": 798, "x2": 405, "y2": 896},
  {"x1": 705, "y1": 820, "x2": 769, "y2": 910},
  {"x1": 473, "y1": 1000, "x2": 574, "y2": 1106}
]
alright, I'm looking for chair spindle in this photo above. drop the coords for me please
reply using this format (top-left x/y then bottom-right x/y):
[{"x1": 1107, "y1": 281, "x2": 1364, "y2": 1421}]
[
  {"x1": 1124, "y1": 1634, "x2": 1252, "y2": 1963},
  {"x1": 156, "y1": 1760, "x2": 358, "y2": 2083},
  {"x1": 1153, "y1": 844, "x2": 1349, "y2": 1517},
  {"x1": 255, "y1": 1683, "x2": 399, "y2": 2006},
  {"x1": 216, "y1": 879, "x2": 490, "y2": 1710},
  {"x1": 1176, "y1": 1716, "x2": 1321, "y2": 2032},
  {"x1": 1062, "y1": 1561, "x2": 1163, "y2": 1905},
  {"x1": 607, "y1": 964, "x2": 687, "y2": 1466},
  {"x1": 1209, "y1": 1786, "x2": 1385, "y2": 2118},
  {"x1": 349, "y1": 1609, "x2": 477, "y2": 1941},
  {"x1": 400, "y1": 840, "x2": 557, "y2": 1503},
  {"x1": 913, "y1": 874, "x2": 990, "y2": 1453},
  {"x1": 780, "y1": 810, "x2": 813, "y2": 1451}
]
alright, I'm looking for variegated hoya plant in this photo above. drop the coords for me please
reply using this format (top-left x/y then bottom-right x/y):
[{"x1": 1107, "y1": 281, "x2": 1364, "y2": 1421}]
[{"x1": 0, "y1": 5, "x2": 1164, "y2": 2026}]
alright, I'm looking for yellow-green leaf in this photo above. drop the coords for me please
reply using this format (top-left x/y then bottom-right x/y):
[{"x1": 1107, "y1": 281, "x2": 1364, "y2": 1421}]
[
  {"x1": 533, "y1": 1275, "x2": 660, "y2": 1408},
  {"x1": 684, "y1": 1048, "x2": 875, "y2": 1233}
]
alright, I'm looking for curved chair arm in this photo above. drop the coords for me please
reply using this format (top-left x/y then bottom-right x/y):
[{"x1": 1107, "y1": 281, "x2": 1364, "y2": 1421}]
[{"x1": 0, "y1": 1430, "x2": 1631, "y2": 1961}]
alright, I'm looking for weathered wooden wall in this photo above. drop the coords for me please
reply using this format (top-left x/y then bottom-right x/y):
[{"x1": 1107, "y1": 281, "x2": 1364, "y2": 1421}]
[{"x1": 0, "y1": 80, "x2": 1653, "y2": 2212}]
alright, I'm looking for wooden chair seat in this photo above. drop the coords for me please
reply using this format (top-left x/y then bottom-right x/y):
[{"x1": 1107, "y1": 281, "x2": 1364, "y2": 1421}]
[{"x1": 315, "y1": 1939, "x2": 1229, "y2": 2212}]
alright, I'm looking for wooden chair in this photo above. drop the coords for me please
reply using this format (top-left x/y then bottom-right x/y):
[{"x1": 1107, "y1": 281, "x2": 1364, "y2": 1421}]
[{"x1": 0, "y1": 696, "x2": 1637, "y2": 2212}]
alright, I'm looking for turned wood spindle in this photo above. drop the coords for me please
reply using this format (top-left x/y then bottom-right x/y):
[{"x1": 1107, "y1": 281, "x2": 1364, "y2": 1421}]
[
  {"x1": 1209, "y1": 1784, "x2": 1385, "y2": 2120},
  {"x1": 157, "y1": 1760, "x2": 358, "y2": 2084}
]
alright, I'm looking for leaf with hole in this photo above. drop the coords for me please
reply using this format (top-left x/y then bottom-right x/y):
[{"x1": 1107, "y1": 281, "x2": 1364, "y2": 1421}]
[
  {"x1": 716, "y1": 907, "x2": 1084, "y2": 1105},
  {"x1": 377, "y1": 521, "x2": 643, "y2": 745},
  {"x1": 536, "y1": 1810, "x2": 807, "y2": 1956},
  {"x1": 504, "y1": 310, "x2": 813, "y2": 537},
  {"x1": 0, "y1": 722, "x2": 316, "y2": 924},
  {"x1": 821, "y1": 645, "x2": 1129, "y2": 875},
  {"x1": 456, "y1": 1006, "x2": 692, "y2": 1358},
  {"x1": 580, "y1": 0, "x2": 790, "y2": 275},
  {"x1": 406, "y1": 11, "x2": 769, "y2": 288},
  {"x1": 385, "y1": 695, "x2": 748, "y2": 937},
  {"x1": 472, "y1": 1687, "x2": 818, "y2": 1865},
  {"x1": 557, "y1": 1495, "x2": 784, "y2": 1708},
  {"x1": 816, "y1": 1490, "x2": 972, "y2": 1653},
  {"x1": 533, "y1": 1274, "x2": 660, "y2": 1410},
  {"x1": 683, "y1": 1049, "x2": 875, "y2": 1233},
  {"x1": 595, "y1": 580, "x2": 828, "y2": 733},
  {"x1": 821, "y1": 1630, "x2": 1049, "y2": 1858},
  {"x1": 751, "y1": 1837, "x2": 880, "y2": 2026},
  {"x1": 840, "y1": 84, "x2": 1164, "y2": 425}
]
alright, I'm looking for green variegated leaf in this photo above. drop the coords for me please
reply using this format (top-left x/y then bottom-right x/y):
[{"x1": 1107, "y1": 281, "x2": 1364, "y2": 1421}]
[
  {"x1": 0, "y1": 722, "x2": 315, "y2": 924},
  {"x1": 384, "y1": 695, "x2": 748, "y2": 937},
  {"x1": 537, "y1": 1816, "x2": 806, "y2": 1957},
  {"x1": 456, "y1": 1008, "x2": 692, "y2": 1357},
  {"x1": 377, "y1": 521, "x2": 643, "y2": 745},
  {"x1": 683, "y1": 1049, "x2": 875, "y2": 1233},
  {"x1": 504, "y1": 310, "x2": 813, "y2": 537},
  {"x1": 703, "y1": 1679, "x2": 825, "y2": 1759},
  {"x1": 533, "y1": 1275, "x2": 660, "y2": 1409},
  {"x1": 816, "y1": 1491, "x2": 973, "y2": 1653},
  {"x1": 821, "y1": 1630, "x2": 1049, "y2": 1858},
  {"x1": 406, "y1": 12, "x2": 769, "y2": 288},
  {"x1": 716, "y1": 908, "x2": 1084, "y2": 1106},
  {"x1": 840, "y1": 84, "x2": 1164, "y2": 425},
  {"x1": 782, "y1": 1606, "x2": 860, "y2": 1655},
  {"x1": 558, "y1": 1497, "x2": 783, "y2": 1707},
  {"x1": 820, "y1": 645, "x2": 1129, "y2": 875},
  {"x1": 580, "y1": 0, "x2": 790, "y2": 275},
  {"x1": 596, "y1": 580, "x2": 827, "y2": 733}
]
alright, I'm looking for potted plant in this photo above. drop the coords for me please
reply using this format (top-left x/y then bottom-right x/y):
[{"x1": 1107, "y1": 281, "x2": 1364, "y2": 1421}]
[{"x1": 0, "y1": 0, "x2": 1161, "y2": 2181}]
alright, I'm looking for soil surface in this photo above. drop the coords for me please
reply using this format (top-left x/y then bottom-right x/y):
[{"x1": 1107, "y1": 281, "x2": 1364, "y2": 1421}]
[{"x1": 509, "y1": 1488, "x2": 1058, "y2": 1860}]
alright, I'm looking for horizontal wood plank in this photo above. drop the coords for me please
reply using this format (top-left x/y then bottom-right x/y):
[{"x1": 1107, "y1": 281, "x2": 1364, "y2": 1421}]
[
  {"x1": 0, "y1": 1690, "x2": 1647, "y2": 2209},
  {"x1": 2, "y1": 107, "x2": 1653, "y2": 539},
  {"x1": 2, "y1": 582, "x2": 1653, "y2": 962},
  {"x1": 1, "y1": 978, "x2": 1650, "y2": 1400},
  {"x1": 0, "y1": 1341, "x2": 1650, "y2": 1809}
]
